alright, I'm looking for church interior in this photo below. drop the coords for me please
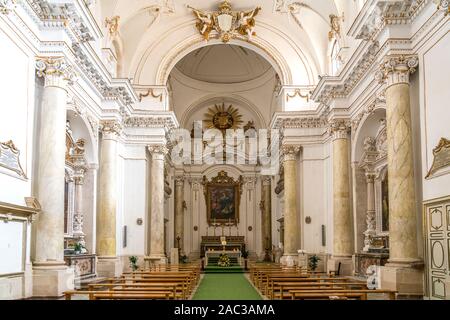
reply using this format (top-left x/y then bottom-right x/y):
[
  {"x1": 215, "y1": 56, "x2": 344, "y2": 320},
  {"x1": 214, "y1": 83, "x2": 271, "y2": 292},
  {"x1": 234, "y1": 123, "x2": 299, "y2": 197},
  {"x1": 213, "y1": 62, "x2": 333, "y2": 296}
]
[{"x1": 0, "y1": 0, "x2": 449, "y2": 301}]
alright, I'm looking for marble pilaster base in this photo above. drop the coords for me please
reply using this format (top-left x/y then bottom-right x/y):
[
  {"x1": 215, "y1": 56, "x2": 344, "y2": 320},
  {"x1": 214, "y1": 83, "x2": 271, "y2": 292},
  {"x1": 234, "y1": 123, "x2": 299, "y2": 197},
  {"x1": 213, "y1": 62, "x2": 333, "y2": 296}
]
[
  {"x1": 32, "y1": 264, "x2": 75, "y2": 298},
  {"x1": 380, "y1": 264, "x2": 424, "y2": 297},
  {"x1": 281, "y1": 254, "x2": 298, "y2": 267},
  {"x1": 298, "y1": 253, "x2": 308, "y2": 269},
  {"x1": 97, "y1": 257, "x2": 122, "y2": 278},
  {"x1": 327, "y1": 257, "x2": 353, "y2": 276}
]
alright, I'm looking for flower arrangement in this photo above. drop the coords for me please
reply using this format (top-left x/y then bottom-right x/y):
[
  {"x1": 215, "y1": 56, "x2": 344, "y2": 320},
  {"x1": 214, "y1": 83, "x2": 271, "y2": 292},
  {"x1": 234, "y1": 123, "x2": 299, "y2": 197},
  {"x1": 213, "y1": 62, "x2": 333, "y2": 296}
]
[
  {"x1": 129, "y1": 256, "x2": 139, "y2": 271},
  {"x1": 218, "y1": 254, "x2": 231, "y2": 267},
  {"x1": 308, "y1": 254, "x2": 321, "y2": 271}
]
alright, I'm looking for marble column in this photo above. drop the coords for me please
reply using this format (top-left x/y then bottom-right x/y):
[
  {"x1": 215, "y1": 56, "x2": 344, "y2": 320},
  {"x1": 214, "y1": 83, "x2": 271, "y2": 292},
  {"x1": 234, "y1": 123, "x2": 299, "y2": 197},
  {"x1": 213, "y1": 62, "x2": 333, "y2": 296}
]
[
  {"x1": 33, "y1": 58, "x2": 76, "y2": 297},
  {"x1": 328, "y1": 120, "x2": 354, "y2": 276},
  {"x1": 96, "y1": 120, "x2": 122, "y2": 277},
  {"x1": 261, "y1": 176, "x2": 272, "y2": 261},
  {"x1": 148, "y1": 145, "x2": 168, "y2": 264},
  {"x1": 174, "y1": 176, "x2": 185, "y2": 256},
  {"x1": 363, "y1": 173, "x2": 376, "y2": 252},
  {"x1": 73, "y1": 175, "x2": 86, "y2": 244},
  {"x1": 377, "y1": 55, "x2": 423, "y2": 296},
  {"x1": 281, "y1": 145, "x2": 301, "y2": 266}
]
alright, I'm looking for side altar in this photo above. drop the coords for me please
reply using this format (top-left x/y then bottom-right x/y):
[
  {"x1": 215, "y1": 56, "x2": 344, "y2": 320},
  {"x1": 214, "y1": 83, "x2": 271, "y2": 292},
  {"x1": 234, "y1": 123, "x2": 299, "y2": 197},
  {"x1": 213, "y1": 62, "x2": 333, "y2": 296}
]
[{"x1": 200, "y1": 236, "x2": 246, "y2": 258}]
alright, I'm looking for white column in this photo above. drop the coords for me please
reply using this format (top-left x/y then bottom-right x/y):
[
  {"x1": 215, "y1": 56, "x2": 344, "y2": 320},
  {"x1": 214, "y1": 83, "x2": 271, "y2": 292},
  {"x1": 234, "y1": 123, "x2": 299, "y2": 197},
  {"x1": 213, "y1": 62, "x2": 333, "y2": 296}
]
[
  {"x1": 377, "y1": 55, "x2": 423, "y2": 296},
  {"x1": 73, "y1": 175, "x2": 85, "y2": 243},
  {"x1": 148, "y1": 145, "x2": 168, "y2": 264},
  {"x1": 33, "y1": 58, "x2": 76, "y2": 297},
  {"x1": 96, "y1": 120, "x2": 122, "y2": 277},
  {"x1": 281, "y1": 145, "x2": 301, "y2": 266}
]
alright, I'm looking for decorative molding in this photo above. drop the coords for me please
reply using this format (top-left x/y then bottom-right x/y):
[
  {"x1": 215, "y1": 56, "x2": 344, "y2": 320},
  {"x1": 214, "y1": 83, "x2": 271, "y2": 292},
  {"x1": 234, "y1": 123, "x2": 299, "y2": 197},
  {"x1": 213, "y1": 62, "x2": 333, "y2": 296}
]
[
  {"x1": 312, "y1": 41, "x2": 380, "y2": 106},
  {"x1": 27, "y1": 0, "x2": 95, "y2": 42},
  {"x1": 0, "y1": 140, "x2": 27, "y2": 178},
  {"x1": 352, "y1": 0, "x2": 427, "y2": 41},
  {"x1": 139, "y1": 88, "x2": 163, "y2": 102},
  {"x1": 0, "y1": 0, "x2": 16, "y2": 14},
  {"x1": 286, "y1": 89, "x2": 310, "y2": 102},
  {"x1": 124, "y1": 115, "x2": 178, "y2": 131},
  {"x1": 375, "y1": 55, "x2": 419, "y2": 87},
  {"x1": 434, "y1": 0, "x2": 449, "y2": 16},
  {"x1": 175, "y1": 176, "x2": 185, "y2": 186},
  {"x1": 36, "y1": 57, "x2": 77, "y2": 88},
  {"x1": 272, "y1": 116, "x2": 327, "y2": 130},
  {"x1": 426, "y1": 138, "x2": 450, "y2": 179},
  {"x1": 352, "y1": 91, "x2": 386, "y2": 134}
]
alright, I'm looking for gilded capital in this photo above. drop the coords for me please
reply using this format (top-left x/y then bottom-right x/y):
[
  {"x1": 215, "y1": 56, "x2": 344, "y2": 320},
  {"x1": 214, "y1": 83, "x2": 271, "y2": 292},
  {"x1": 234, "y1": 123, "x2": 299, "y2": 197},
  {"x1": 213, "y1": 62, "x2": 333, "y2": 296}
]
[
  {"x1": 329, "y1": 119, "x2": 351, "y2": 140},
  {"x1": 0, "y1": 0, "x2": 16, "y2": 14},
  {"x1": 282, "y1": 145, "x2": 301, "y2": 162},
  {"x1": 36, "y1": 57, "x2": 77, "y2": 89},
  {"x1": 100, "y1": 120, "x2": 123, "y2": 139},
  {"x1": 376, "y1": 55, "x2": 419, "y2": 88},
  {"x1": 262, "y1": 176, "x2": 272, "y2": 186}
]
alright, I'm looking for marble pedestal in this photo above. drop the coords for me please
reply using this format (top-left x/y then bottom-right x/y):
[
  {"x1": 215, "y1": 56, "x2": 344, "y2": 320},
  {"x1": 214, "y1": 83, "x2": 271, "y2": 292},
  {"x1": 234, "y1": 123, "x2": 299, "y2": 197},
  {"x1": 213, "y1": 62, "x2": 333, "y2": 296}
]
[
  {"x1": 32, "y1": 265, "x2": 75, "y2": 297},
  {"x1": 380, "y1": 264, "x2": 424, "y2": 297},
  {"x1": 97, "y1": 257, "x2": 122, "y2": 278},
  {"x1": 327, "y1": 257, "x2": 353, "y2": 276}
]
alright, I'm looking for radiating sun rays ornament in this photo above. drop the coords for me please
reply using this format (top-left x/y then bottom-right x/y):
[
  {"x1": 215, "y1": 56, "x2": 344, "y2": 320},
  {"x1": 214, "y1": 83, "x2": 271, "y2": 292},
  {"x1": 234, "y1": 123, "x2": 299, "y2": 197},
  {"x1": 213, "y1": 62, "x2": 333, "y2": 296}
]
[{"x1": 204, "y1": 103, "x2": 244, "y2": 133}]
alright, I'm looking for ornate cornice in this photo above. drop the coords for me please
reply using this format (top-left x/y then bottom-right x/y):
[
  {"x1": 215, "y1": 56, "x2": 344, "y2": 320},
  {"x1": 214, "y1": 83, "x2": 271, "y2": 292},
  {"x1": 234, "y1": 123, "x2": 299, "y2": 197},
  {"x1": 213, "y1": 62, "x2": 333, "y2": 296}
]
[
  {"x1": 36, "y1": 57, "x2": 77, "y2": 89},
  {"x1": 27, "y1": 0, "x2": 95, "y2": 42},
  {"x1": 351, "y1": 0, "x2": 427, "y2": 41},
  {"x1": 282, "y1": 145, "x2": 301, "y2": 162},
  {"x1": 375, "y1": 55, "x2": 419, "y2": 87},
  {"x1": 124, "y1": 115, "x2": 178, "y2": 131},
  {"x1": 272, "y1": 116, "x2": 327, "y2": 130},
  {"x1": 72, "y1": 43, "x2": 136, "y2": 107},
  {"x1": 351, "y1": 91, "x2": 386, "y2": 134},
  {"x1": 0, "y1": 0, "x2": 16, "y2": 14},
  {"x1": 312, "y1": 41, "x2": 380, "y2": 106},
  {"x1": 329, "y1": 119, "x2": 351, "y2": 140}
]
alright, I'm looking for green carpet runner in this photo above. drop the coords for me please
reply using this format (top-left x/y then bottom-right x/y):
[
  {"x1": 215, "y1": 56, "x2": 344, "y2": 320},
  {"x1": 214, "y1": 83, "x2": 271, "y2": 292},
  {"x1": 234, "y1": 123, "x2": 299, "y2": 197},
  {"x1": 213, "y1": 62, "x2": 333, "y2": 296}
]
[{"x1": 193, "y1": 274, "x2": 262, "y2": 300}]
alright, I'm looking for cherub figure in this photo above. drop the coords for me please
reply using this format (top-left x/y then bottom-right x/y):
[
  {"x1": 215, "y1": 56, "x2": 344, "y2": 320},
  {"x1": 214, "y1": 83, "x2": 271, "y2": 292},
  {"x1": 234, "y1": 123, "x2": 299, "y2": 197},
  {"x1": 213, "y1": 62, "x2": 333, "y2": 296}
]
[
  {"x1": 189, "y1": 6, "x2": 214, "y2": 41},
  {"x1": 238, "y1": 7, "x2": 261, "y2": 38}
]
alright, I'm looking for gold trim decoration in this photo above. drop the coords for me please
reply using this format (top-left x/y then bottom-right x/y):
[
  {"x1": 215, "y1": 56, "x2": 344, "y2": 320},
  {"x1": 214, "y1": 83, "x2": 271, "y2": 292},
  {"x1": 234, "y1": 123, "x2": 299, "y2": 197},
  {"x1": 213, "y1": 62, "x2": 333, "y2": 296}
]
[
  {"x1": 139, "y1": 88, "x2": 163, "y2": 102},
  {"x1": 188, "y1": 1, "x2": 261, "y2": 43},
  {"x1": 203, "y1": 171, "x2": 243, "y2": 225},
  {"x1": 0, "y1": 140, "x2": 27, "y2": 178},
  {"x1": 204, "y1": 103, "x2": 243, "y2": 133},
  {"x1": 286, "y1": 89, "x2": 310, "y2": 102},
  {"x1": 426, "y1": 138, "x2": 450, "y2": 179}
]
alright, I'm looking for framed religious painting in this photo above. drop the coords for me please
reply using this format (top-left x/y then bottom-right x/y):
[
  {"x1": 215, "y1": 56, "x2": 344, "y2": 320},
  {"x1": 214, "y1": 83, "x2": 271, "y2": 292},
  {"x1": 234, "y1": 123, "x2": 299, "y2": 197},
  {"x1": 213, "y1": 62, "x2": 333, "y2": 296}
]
[{"x1": 203, "y1": 171, "x2": 243, "y2": 225}]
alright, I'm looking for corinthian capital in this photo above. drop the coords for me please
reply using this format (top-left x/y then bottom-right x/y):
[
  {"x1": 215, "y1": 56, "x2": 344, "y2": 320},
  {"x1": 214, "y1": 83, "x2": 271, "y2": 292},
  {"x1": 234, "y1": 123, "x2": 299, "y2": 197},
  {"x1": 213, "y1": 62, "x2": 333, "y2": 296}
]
[
  {"x1": 435, "y1": 0, "x2": 449, "y2": 16},
  {"x1": 175, "y1": 176, "x2": 185, "y2": 186},
  {"x1": 100, "y1": 120, "x2": 123, "y2": 139},
  {"x1": 148, "y1": 144, "x2": 169, "y2": 157},
  {"x1": 282, "y1": 145, "x2": 301, "y2": 162},
  {"x1": 329, "y1": 119, "x2": 351, "y2": 140},
  {"x1": 0, "y1": 0, "x2": 16, "y2": 14},
  {"x1": 36, "y1": 57, "x2": 77, "y2": 89},
  {"x1": 376, "y1": 55, "x2": 419, "y2": 87}
]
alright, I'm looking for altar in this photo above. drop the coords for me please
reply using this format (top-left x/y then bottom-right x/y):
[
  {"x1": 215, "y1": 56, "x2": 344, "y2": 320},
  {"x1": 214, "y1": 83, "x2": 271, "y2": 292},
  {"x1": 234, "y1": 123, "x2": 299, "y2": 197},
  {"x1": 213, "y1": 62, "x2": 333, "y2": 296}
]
[
  {"x1": 200, "y1": 236, "x2": 246, "y2": 258},
  {"x1": 205, "y1": 250, "x2": 243, "y2": 267}
]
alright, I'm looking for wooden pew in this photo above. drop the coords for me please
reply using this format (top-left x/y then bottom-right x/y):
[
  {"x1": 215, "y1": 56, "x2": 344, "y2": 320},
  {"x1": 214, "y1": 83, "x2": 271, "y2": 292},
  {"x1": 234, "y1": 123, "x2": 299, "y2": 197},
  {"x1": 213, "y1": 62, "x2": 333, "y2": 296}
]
[
  {"x1": 65, "y1": 290, "x2": 173, "y2": 300},
  {"x1": 91, "y1": 292, "x2": 171, "y2": 300},
  {"x1": 290, "y1": 289, "x2": 397, "y2": 300},
  {"x1": 88, "y1": 283, "x2": 182, "y2": 299},
  {"x1": 272, "y1": 282, "x2": 367, "y2": 300}
]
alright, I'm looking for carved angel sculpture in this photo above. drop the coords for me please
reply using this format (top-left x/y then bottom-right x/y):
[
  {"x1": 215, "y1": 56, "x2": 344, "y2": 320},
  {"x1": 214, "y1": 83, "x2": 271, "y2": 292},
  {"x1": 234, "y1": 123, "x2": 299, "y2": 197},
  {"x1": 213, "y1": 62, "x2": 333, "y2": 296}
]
[
  {"x1": 238, "y1": 7, "x2": 261, "y2": 38},
  {"x1": 191, "y1": 7, "x2": 214, "y2": 41}
]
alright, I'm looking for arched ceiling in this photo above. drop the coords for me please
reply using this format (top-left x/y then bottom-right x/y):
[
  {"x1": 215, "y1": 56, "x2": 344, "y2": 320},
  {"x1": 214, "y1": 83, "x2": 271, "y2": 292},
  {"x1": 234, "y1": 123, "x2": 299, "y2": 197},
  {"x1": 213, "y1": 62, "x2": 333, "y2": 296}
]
[
  {"x1": 94, "y1": 0, "x2": 347, "y2": 84},
  {"x1": 175, "y1": 45, "x2": 273, "y2": 84}
]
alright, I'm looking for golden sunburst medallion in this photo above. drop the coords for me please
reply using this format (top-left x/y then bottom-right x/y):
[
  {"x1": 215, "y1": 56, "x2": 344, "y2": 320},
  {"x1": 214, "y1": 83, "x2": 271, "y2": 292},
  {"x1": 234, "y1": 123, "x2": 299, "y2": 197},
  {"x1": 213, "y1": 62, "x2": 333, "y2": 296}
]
[{"x1": 204, "y1": 103, "x2": 243, "y2": 132}]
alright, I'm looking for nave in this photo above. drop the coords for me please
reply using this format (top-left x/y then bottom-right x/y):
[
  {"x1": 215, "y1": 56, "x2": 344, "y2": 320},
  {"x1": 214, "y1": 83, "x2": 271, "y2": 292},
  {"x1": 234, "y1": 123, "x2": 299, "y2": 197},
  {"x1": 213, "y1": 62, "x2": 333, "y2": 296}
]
[{"x1": 63, "y1": 261, "x2": 397, "y2": 301}]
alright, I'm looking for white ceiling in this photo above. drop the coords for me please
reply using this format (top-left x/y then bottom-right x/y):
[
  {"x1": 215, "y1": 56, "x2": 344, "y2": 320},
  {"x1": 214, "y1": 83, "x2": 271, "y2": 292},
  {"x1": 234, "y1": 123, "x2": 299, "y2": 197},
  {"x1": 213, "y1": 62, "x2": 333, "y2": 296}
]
[{"x1": 175, "y1": 45, "x2": 273, "y2": 84}]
